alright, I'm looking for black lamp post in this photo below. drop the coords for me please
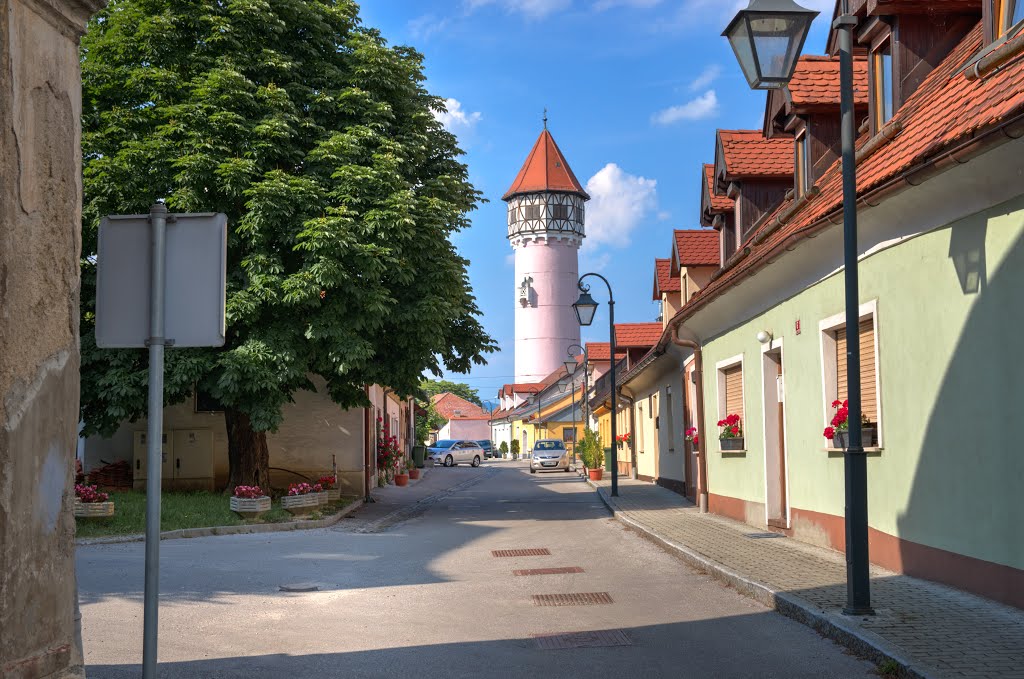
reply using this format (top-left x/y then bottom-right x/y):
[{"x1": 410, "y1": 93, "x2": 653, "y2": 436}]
[
  {"x1": 567, "y1": 343, "x2": 590, "y2": 427},
  {"x1": 560, "y1": 361, "x2": 579, "y2": 467},
  {"x1": 573, "y1": 273, "x2": 618, "y2": 497},
  {"x1": 724, "y1": 0, "x2": 872, "y2": 616}
]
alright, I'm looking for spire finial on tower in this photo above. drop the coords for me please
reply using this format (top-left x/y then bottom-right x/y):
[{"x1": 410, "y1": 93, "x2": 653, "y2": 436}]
[{"x1": 543, "y1": 107, "x2": 548, "y2": 130}]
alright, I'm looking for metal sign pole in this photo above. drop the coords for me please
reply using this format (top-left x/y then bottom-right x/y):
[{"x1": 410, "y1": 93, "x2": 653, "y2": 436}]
[{"x1": 142, "y1": 202, "x2": 168, "y2": 678}]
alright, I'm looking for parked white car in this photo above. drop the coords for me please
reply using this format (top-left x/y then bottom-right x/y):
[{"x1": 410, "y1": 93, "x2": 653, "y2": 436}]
[
  {"x1": 529, "y1": 439, "x2": 571, "y2": 473},
  {"x1": 427, "y1": 440, "x2": 484, "y2": 467}
]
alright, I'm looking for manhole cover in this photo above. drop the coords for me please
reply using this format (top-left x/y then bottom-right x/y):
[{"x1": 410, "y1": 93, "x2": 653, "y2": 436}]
[
  {"x1": 534, "y1": 630, "x2": 632, "y2": 649},
  {"x1": 744, "y1": 532, "x2": 785, "y2": 539},
  {"x1": 532, "y1": 592, "x2": 613, "y2": 606},
  {"x1": 279, "y1": 583, "x2": 319, "y2": 592},
  {"x1": 514, "y1": 566, "x2": 584, "y2": 576},
  {"x1": 492, "y1": 548, "x2": 551, "y2": 557}
]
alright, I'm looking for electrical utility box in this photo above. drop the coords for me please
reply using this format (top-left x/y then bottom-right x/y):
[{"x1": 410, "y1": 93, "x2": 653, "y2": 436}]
[{"x1": 133, "y1": 431, "x2": 173, "y2": 481}]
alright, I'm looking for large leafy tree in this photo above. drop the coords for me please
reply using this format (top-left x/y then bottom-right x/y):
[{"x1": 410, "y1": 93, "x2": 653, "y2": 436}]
[
  {"x1": 79, "y1": 0, "x2": 494, "y2": 490},
  {"x1": 418, "y1": 379, "x2": 482, "y2": 407}
]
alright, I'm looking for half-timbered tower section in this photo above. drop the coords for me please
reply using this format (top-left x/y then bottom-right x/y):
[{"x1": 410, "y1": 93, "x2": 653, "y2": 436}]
[
  {"x1": 504, "y1": 128, "x2": 590, "y2": 383},
  {"x1": 712, "y1": 131, "x2": 793, "y2": 262}
]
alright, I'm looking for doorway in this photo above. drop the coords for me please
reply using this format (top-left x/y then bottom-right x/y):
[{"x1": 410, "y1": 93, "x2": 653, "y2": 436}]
[{"x1": 762, "y1": 345, "x2": 789, "y2": 528}]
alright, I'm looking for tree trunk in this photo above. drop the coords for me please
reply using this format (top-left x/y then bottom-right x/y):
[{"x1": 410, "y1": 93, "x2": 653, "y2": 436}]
[{"x1": 224, "y1": 408, "x2": 271, "y2": 493}]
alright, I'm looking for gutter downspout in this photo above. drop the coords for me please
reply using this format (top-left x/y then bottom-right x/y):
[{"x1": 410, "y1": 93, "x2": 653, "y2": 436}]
[
  {"x1": 669, "y1": 323, "x2": 708, "y2": 513},
  {"x1": 364, "y1": 385, "x2": 374, "y2": 503},
  {"x1": 618, "y1": 387, "x2": 638, "y2": 480}
]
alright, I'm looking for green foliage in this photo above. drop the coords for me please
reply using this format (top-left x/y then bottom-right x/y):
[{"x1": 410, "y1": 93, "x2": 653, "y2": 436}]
[
  {"x1": 498, "y1": 440, "x2": 508, "y2": 454},
  {"x1": 510, "y1": 439, "x2": 520, "y2": 455},
  {"x1": 419, "y1": 379, "x2": 482, "y2": 406},
  {"x1": 78, "y1": 0, "x2": 495, "y2": 438},
  {"x1": 577, "y1": 428, "x2": 603, "y2": 468}
]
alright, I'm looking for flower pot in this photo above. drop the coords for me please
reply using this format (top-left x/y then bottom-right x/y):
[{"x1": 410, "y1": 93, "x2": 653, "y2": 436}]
[
  {"x1": 588, "y1": 468, "x2": 603, "y2": 481},
  {"x1": 229, "y1": 495, "x2": 271, "y2": 519},
  {"x1": 408, "y1": 468, "x2": 421, "y2": 480},
  {"x1": 394, "y1": 473, "x2": 409, "y2": 487},
  {"x1": 73, "y1": 500, "x2": 115, "y2": 518},
  {"x1": 325, "y1": 488, "x2": 341, "y2": 502},
  {"x1": 720, "y1": 437, "x2": 744, "y2": 451},
  {"x1": 316, "y1": 491, "x2": 329, "y2": 505},
  {"x1": 832, "y1": 427, "x2": 877, "y2": 449},
  {"x1": 280, "y1": 493, "x2": 319, "y2": 515}
]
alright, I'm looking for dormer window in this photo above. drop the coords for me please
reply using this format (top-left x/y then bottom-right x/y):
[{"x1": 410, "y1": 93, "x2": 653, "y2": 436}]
[
  {"x1": 794, "y1": 129, "x2": 811, "y2": 197},
  {"x1": 994, "y1": 0, "x2": 1024, "y2": 36},
  {"x1": 871, "y1": 38, "x2": 894, "y2": 131}
]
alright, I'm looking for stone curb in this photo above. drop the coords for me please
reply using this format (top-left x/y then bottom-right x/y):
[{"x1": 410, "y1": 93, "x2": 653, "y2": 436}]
[
  {"x1": 75, "y1": 498, "x2": 365, "y2": 546},
  {"x1": 588, "y1": 480, "x2": 932, "y2": 679}
]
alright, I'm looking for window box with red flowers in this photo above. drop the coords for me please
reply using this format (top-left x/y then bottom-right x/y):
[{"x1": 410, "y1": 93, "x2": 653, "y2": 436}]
[
  {"x1": 717, "y1": 415, "x2": 744, "y2": 451},
  {"x1": 318, "y1": 475, "x2": 341, "y2": 503},
  {"x1": 229, "y1": 485, "x2": 271, "y2": 519},
  {"x1": 685, "y1": 427, "x2": 700, "y2": 453},
  {"x1": 823, "y1": 400, "x2": 878, "y2": 450},
  {"x1": 73, "y1": 484, "x2": 115, "y2": 518},
  {"x1": 280, "y1": 483, "x2": 322, "y2": 514},
  {"x1": 614, "y1": 432, "x2": 632, "y2": 449}
]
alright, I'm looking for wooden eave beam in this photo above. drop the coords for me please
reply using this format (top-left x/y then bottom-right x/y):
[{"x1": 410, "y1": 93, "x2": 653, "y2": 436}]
[
  {"x1": 726, "y1": 181, "x2": 741, "y2": 199},
  {"x1": 867, "y1": 0, "x2": 980, "y2": 15}
]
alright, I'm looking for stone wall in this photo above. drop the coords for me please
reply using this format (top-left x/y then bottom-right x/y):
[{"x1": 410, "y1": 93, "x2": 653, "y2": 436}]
[{"x1": 0, "y1": 0, "x2": 103, "y2": 675}]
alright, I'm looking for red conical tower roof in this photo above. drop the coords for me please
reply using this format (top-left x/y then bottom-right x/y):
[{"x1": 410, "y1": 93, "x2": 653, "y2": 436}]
[{"x1": 502, "y1": 129, "x2": 589, "y2": 201}]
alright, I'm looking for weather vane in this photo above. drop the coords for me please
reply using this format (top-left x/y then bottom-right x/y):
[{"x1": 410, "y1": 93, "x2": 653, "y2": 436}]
[{"x1": 543, "y1": 107, "x2": 548, "y2": 130}]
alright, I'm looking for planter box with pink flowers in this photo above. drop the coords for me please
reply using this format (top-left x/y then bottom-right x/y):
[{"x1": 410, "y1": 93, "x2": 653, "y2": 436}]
[
  {"x1": 229, "y1": 486, "x2": 271, "y2": 519},
  {"x1": 318, "y1": 475, "x2": 341, "y2": 503},
  {"x1": 73, "y1": 484, "x2": 115, "y2": 518},
  {"x1": 281, "y1": 482, "x2": 322, "y2": 515}
]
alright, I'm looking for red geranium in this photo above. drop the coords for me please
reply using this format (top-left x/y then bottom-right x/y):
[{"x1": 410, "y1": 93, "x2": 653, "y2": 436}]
[
  {"x1": 318, "y1": 475, "x2": 336, "y2": 490},
  {"x1": 287, "y1": 482, "x2": 319, "y2": 496},
  {"x1": 717, "y1": 414, "x2": 743, "y2": 440},
  {"x1": 75, "y1": 484, "x2": 109, "y2": 504},
  {"x1": 232, "y1": 485, "x2": 265, "y2": 499}
]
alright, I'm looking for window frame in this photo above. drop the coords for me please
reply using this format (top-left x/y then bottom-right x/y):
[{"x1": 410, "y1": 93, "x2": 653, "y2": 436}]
[
  {"x1": 794, "y1": 128, "x2": 811, "y2": 197},
  {"x1": 818, "y1": 300, "x2": 884, "y2": 450},
  {"x1": 715, "y1": 354, "x2": 746, "y2": 444},
  {"x1": 870, "y1": 37, "x2": 894, "y2": 133}
]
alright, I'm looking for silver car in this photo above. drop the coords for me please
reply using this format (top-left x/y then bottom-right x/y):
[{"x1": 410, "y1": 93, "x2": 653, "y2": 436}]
[
  {"x1": 529, "y1": 439, "x2": 571, "y2": 473},
  {"x1": 428, "y1": 440, "x2": 484, "y2": 467}
]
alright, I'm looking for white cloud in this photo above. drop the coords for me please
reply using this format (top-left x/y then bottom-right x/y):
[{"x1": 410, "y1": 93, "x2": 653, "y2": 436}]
[
  {"x1": 584, "y1": 163, "x2": 658, "y2": 249},
  {"x1": 689, "y1": 64, "x2": 721, "y2": 91},
  {"x1": 651, "y1": 90, "x2": 719, "y2": 125},
  {"x1": 408, "y1": 14, "x2": 451, "y2": 40},
  {"x1": 657, "y1": 210, "x2": 671, "y2": 221},
  {"x1": 466, "y1": 0, "x2": 572, "y2": 19},
  {"x1": 594, "y1": 0, "x2": 662, "y2": 10},
  {"x1": 433, "y1": 98, "x2": 482, "y2": 131}
]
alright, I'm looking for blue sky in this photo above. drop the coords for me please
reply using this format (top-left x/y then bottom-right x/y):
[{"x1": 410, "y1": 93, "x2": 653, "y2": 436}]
[{"x1": 359, "y1": 0, "x2": 836, "y2": 404}]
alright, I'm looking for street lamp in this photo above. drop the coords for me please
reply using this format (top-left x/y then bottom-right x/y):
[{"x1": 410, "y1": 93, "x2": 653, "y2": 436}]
[
  {"x1": 573, "y1": 273, "x2": 618, "y2": 497},
  {"x1": 723, "y1": 0, "x2": 818, "y2": 90},
  {"x1": 558, "y1": 368, "x2": 579, "y2": 469},
  {"x1": 724, "y1": 0, "x2": 871, "y2": 616}
]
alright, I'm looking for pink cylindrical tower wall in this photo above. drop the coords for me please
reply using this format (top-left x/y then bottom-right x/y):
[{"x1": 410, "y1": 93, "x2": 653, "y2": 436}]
[{"x1": 514, "y1": 239, "x2": 580, "y2": 382}]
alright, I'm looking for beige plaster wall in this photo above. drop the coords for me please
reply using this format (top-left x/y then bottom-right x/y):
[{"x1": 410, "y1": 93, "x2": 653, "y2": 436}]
[{"x1": 1, "y1": 0, "x2": 103, "y2": 675}]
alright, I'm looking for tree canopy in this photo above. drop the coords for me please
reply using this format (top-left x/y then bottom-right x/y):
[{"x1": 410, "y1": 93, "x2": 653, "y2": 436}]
[
  {"x1": 78, "y1": 0, "x2": 494, "y2": 487},
  {"x1": 418, "y1": 379, "x2": 482, "y2": 407}
]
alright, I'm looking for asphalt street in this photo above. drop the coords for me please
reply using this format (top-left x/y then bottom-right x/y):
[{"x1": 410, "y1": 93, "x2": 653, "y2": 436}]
[{"x1": 77, "y1": 462, "x2": 875, "y2": 678}]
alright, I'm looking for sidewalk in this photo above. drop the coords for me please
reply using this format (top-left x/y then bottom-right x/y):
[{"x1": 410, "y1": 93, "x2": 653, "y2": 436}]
[{"x1": 588, "y1": 476, "x2": 1024, "y2": 679}]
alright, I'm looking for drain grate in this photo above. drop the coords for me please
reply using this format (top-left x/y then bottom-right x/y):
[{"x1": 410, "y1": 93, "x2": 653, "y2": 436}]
[
  {"x1": 492, "y1": 548, "x2": 551, "y2": 557},
  {"x1": 532, "y1": 592, "x2": 613, "y2": 606},
  {"x1": 514, "y1": 566, "x2": 584, "y2": 576},
  {"x1": 534, "y1": 629, "x2": 632, "y2": 650},
  {"x1": 744, "y1": 532, "x2": 785, "y2": 539}
]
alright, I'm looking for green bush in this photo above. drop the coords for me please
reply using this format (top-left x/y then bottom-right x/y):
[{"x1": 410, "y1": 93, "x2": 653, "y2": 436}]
[
  {"x1": 499, "y1": 441, "x2": 509, "y2": 454},
  {"x1": 577, "y1": 428, "x2": 603, "y2": 468},
  {"x1": 510, "y1": 439, "x2": 520, "y2": 454}
]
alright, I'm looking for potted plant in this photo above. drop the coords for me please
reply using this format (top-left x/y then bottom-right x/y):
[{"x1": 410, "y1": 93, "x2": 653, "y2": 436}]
[
  {"x1": 579, "y1": 428, "x2": 604, "y2": 481},
  {"x1": 408, "y1": 459, "x2": 421, "y2": 481},
  {"x1": 510, "y1": 439, "x2": 520, "y2": 460},
  {"x1": 229, "y1": 485, "x2": 271, "y2": 519},
  {"x1": 281, "y1": 482, "x2": 321, "y2": 515},
  {"x1": 319, "y1": 475, "x2": 341, "y2": 503},
  {"x1": 394, "y1": 460, "x2": 410, "y2": 487},
  {"x1": 615, "y1": 432, "x2": 632, "y2": 449},
  {"x1": 718, "y1": 414, "x2": 744, "y2": 451},
  {"x1": 685, "y1": 427, "x2": 700, "y2": 453},
  {"x1": 823, "y1": 400, "x2": 878, "y2": 448},
  {"x1": 499, "y1": 441, "x2": 509, "y2": 459},
  {"x1": 73, "y1": 483, "x2": 115, "y2": 518}
]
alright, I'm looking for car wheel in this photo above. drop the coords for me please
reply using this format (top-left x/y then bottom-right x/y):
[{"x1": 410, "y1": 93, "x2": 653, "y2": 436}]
[
  {"x1": 564, "y1": 467, "x2": 571, "y2": 472},
  {"x1": 444, "y1": 455, "x2": 454, "y2": 467},
  {"x1": 530, "y1": 468, "x2": 536, "y2": 474},
  {"x1": 472, "y1": 455, "x2": 481, "y2": 467}
]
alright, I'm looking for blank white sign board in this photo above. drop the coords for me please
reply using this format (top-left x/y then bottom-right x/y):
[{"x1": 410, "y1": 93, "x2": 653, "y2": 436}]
[{"x1": 96, "y1": 212, "x2": 227, "y2": 348}]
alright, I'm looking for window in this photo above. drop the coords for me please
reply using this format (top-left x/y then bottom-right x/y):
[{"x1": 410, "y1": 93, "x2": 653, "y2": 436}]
[
  {"x1": 664, "y1": 387, "x2": 675, "y2": 451},
  {"x1": 524, "y1": 204, "x2": 540, "y2": 220},
  {"x1": 995, "y1": 0, "x2": 1024, "y2": 36},
  {"x1": 819, "y1": 302, "x2": 882, "y2": 447},
  {"x1": 562, "y1": 427, "x2": 577, "y2": 442},
  {"x1": 552, "y1": 204, "x2": 569, "y2": 220},
  {"x1": 872, "y1": 40, "x2": 894, "y2": 130},
  {"x1": 716, "y1": 355, "x2": 745, "y2": 429},
  {"x1": 794, "y1": 129, "x2": 811, "y2": 197}
]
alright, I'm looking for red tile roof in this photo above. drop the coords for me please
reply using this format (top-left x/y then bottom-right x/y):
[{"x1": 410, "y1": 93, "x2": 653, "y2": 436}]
[
  {"x1": 653, "y1": 258, "x2": 681, "y2": 300},
  {"x1": 674, "y1": 229, "x2": 719, "y2": 267},
  {"x1": 787, "y1": 55, "x2": 869, "y2": 108},
  {"x1": 704, "y1": 163, "x2": 734, "y2": 213},
  {"x1": 681, "y1": 23, "x2": 1024, "y2": 328},
  {"x1": 509, "y1": 383, "x2": 543, "y2": 394},
  {"x1": 615, "y1": 322, "x2": 662, "y2": 348},
  {"x1": 718, "y1": 130, "x2": 794, "y2": 178},
  {"x1": 431, "y1": 393, "x2": 490, "y2": 420},
  {"x1": 584, "y1": 342, "x2": 626, "y2": 362},
  {"x1": 502, "y1": 129, "x2": 589, "y2": 201}
]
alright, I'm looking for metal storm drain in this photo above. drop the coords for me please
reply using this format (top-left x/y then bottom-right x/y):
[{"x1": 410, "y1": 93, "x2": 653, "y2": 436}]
[
  {"x1": 744, "y1": 532, "x2": 785, "y2": 539},
  {"x1": 492, "y1": 548, "x2": 551, "y2": 557},
  {"x1": 533, "y1": 629, "x2": 632, "y2": 650},
  {"x1": 532, "y1": 592, "x2": 613, "y2": 606},
  {"x1": 514, "y1": 566, "x2": 584, "y2": 576}
]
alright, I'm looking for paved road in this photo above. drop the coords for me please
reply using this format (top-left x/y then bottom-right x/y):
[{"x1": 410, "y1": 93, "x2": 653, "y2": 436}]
[{"x1": 77, "y1": 462, "x2": 875, "y2": 678}]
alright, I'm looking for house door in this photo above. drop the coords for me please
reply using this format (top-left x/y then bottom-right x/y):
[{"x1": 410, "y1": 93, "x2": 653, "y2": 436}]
[{"x1": 762, "y1": 348, "x2": 788, "y2": 528}]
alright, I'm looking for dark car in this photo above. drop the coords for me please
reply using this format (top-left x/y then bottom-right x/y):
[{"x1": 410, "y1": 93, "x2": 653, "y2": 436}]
[{"x1": 476, "y1": 440, "x2": 495, "y2": 458}]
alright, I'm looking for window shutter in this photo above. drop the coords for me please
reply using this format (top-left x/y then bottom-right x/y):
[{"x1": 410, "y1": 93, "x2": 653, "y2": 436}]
[
  {"x1": 724, "y1": 365, "x2": 744, "y2": 421},
  {"x1": 836, "y1": 318, "x2": 877, "y2": 423}
]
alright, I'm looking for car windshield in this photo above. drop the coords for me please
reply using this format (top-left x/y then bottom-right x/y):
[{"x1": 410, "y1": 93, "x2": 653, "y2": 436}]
[
  {"x1": 432, "y1": 440, "x2": 457, "y2": 449},
  {"x1": 534, "y1": 441, "x2": 564, "y2": 451}
]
